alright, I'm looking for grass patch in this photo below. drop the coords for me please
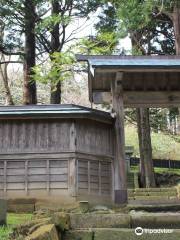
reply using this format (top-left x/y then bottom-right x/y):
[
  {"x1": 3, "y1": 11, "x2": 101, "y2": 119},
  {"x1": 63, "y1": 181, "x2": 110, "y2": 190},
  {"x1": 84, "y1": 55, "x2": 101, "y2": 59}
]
[
  {"x1": 131, "y1": 166, "x2": 180, "y2": 175},
  {"x1": 125, "y1": 124, "x2": 180, "y2": 160},
  {"x1": 0, "y1": 226, "x2": 12, "y2": 240},
  {"x1": 0, "y1": 213, "x2": 33, "y2": 240},
  {"x1": 7, "y1": 213, "x2": 33, "y2": 226}
]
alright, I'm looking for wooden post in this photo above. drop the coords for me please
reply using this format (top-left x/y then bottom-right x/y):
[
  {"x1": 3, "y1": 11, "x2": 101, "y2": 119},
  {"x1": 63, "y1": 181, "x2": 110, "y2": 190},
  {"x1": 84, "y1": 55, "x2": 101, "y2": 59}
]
[
  {"x1": 69, "y1": 158, "x2": 77, "y2": 197},
  {"x1": 111, "y1": 72, "x2": 127, "y2": 204},
  {"x1": 3, "y1": 161, "x2": 7, "y2": 195},
  {"x1": 25, "y1": 160, "x2": 28, "y2": 195},
  {"x1": 46, "y1": 160, "x2": 50, "y2": 194}
]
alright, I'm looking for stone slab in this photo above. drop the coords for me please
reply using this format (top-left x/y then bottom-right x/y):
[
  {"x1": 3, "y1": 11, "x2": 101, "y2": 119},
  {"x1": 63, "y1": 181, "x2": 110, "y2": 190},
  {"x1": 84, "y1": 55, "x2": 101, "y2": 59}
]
[
  {"x1": 134, "y1": 188, "x2": 177, "y2": 193},
  {"x1": 135, "y1": 196, "x2": 169, "y2": 200},
  {"x1": 70, "y1": 213, "x2": 131, "y2": 229},
  {"x1": 134, "y1": 192, "x2": 177, "y2": 197},
  {"x1": 8, "y1": 203, "x2": 35, "y2": 213},
  {"x1": 25, "y1": 224, "x2": 59, "y2": 240},
  {"x1": 131, "y1": 212, "x2": 180, "y2": 229},
  {"x1": 64, "y1": 230, "x2": 93, "y2": 240},
  {"x1": 8, "y1": 198, "x2": 36, "y2": 204},
  {"x1": 0, "y1": 199, "x2": 7, "y2": 225},
  {"x1": 127, "y1": 203, "x2": 180, "y2": 212},
  {"x1": 94, "y1": 228, "x2": 180, "y2": 240}
]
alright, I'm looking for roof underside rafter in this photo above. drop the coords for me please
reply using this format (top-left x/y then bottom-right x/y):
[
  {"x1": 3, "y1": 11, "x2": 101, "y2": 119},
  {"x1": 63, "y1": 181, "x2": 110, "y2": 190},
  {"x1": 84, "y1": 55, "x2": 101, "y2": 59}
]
[{"x1": 76, "y1": 55, "x2": 180, "y2": 108}]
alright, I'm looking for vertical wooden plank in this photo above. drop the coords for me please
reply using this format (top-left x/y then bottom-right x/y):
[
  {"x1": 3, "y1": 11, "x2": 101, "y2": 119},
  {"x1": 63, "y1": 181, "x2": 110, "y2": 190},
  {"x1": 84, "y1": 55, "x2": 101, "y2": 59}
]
[
  {"x1": 111, "y1": 72, "x2": 127, "y2": 204},
  {"x1": 111, "y1": 162, "x2": 114, "y2": 200},
  {"x1": 69, "y1": 121, "x2": 76, "y2": 151},
  {"x1": 25, "y1": 160, "x2": 28, "y2": 195},
  {"x1": 76, "y1": 159, "x2": 79, "y2": 191},
  {"x1": 36, "y1": 120, "x2": 42, "y2": 150},
  {"x1": 52, "y1": 122, "x2": 57, "y2": 150},
  {"x1": 88, "y1": 161, "x2": 90, "y2": 194},
  {"x1": 29, "y1": 121, "x2": 35, "y2": 150},
  {"x1": 46, "y1": 159, "x2": 50, "y2": 194},
  {"x1": 19, "y1": 122, "x2": 25, "y2": 150},
  {"x1": 98, "y1": 161, "x2": 101, "y2": 196},
  {"x1": 0, "y1": 123, "x2": 2, "y2": 152},
  {"x1": 4, "y1": 123, "x2": 9, "y2": 152},
  {"x1": 68, "y1": 158, "x2": 77, "y2": 197},
  {"x1": 3, "y1": 161, "x2": 7, "y2": 194}
]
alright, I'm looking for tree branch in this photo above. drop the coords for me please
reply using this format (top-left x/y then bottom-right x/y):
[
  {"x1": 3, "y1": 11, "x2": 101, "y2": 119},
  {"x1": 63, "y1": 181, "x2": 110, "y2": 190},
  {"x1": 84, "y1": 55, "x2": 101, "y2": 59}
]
[
  {"x1": 0, "y1": 61, "x2": 23, "y2": 65},
  {"x1": 0, "y1": 46, "x2": 24, "y2": 56}
]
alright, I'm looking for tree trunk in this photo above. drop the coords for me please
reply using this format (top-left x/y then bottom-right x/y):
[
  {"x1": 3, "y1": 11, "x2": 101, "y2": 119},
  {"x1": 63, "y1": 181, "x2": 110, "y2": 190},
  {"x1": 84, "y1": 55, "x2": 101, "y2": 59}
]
[
  {"x1": 172, "y1": 5, "x2": 180, "y2": 134},
  {"x1": 137, "y1": 108, "x2": 156, "y2": 188},
  {"x1": 131, "y1": 32, "x2": 155, "y2": 187},
  {"x1": 0, "y1": 55, "x2": 14, "y2": 105},
  {"x1": 50, "y1": 81, "x2": 61, "y2": 104},
  {"x1": 136, "y1": 109, "x2": 145, "y2": 187},
  {"x1": 50, "y1": 0, "x2": 61, "y2": 104},
  {"x1": 172, "y1": 6, "x2": 180, "y2": 55},
  {"x1": 23, "y1": 0, "x2": 37, "y2": 105}
]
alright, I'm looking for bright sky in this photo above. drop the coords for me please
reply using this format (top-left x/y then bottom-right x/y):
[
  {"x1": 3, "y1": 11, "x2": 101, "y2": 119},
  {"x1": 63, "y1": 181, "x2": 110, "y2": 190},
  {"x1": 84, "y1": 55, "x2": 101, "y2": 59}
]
[
  {"x1": 7, "y1": 8, "x2": 132, "y2": 73},
  {"x1": 66, "y1": 9, "x2": 132, "y2": 53}
]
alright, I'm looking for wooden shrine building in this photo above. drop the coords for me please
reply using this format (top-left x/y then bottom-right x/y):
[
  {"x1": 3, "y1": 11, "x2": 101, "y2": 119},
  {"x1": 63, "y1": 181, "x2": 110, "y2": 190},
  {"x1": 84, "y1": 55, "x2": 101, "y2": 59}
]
[
  {"x1": 76, "y1": 55, "x2": 180, "y2": 204},
  {"x1": 0, "y1": 105, "x2": 114, "y2": 204},
  {"x1": 1, "y1": 55, "x2": 180, "y2": 206}
]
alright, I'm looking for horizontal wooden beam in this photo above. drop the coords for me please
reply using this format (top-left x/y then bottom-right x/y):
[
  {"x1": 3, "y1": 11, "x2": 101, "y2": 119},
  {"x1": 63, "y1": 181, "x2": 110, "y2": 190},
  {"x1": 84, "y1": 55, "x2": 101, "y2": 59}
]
[{"x1": 93, "y1": 91, "x2": 180, "y2": 107}]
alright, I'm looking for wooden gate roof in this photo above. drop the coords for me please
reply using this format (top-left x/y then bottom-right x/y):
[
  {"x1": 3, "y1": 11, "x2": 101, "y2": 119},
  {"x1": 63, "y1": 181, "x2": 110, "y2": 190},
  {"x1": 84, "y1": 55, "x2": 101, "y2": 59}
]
[{"x1": 76, "y1": 55, "x2": 180, "y2": 107}]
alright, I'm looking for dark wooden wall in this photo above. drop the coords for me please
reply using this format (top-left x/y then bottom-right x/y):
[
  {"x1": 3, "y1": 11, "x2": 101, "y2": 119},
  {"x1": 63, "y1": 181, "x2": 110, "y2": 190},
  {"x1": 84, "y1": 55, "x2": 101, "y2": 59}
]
[
  {"x1": 0, "y1": 118, "x2": 114, "y2": 202},
  {"x1": 0, "y1": 119, "x2": 71, "y2": 153},
  {"x1": 0, "y1": 119, "x2": 113, "y2": 155},
  {"x1": 76, "y1": 119, "x2": 114, "y2": 156}
]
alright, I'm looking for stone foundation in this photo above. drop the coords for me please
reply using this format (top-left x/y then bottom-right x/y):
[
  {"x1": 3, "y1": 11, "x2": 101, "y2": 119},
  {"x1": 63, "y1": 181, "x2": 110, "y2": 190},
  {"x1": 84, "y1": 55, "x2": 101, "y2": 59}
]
[{"x1": 0, "y1": 199, "x2": 7, "y2": 225}]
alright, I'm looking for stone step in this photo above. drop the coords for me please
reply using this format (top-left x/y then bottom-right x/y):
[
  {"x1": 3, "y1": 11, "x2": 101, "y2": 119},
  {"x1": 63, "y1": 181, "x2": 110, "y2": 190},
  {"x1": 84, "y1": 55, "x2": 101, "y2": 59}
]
[
  {"x1": 7, "y1": 198, "x2": 36, "y2": 213},
  {"x1": 134, "y1": 188, "x2": 177, "y2": 193},
  {"x1": 64, "y1": 228, "x2": 180, "y2": 240},
  {"x1": 134, "y1": 196, "x2": 177, "y2": 201},
  {"x1": 131, "y1": 191, "x2": 177, "y2": 197},
  {"x1": 70, "y1": 213, "x2": 131, "y2": 229},
  {"x1": 69, "y1": 213, "x2": 180, "y2": 229},
  {"x1": 0, "y1": 199, "x2": 7, "y2": 225},
  {"x1": 130, "y1": 212, "x2": 180, "y2": 229},
  {"x1": 127, "y1": 203, "x2": 180, "y2": 212},
  {"x1": 127, "y1": 184, "x2": 134, "y2": 189},
  {"x1": 128, "y1": 198, "x2": 180, "y2": 205},
  {"x1": 128, "y1": 196, "x2": 178, "y2": 202}
]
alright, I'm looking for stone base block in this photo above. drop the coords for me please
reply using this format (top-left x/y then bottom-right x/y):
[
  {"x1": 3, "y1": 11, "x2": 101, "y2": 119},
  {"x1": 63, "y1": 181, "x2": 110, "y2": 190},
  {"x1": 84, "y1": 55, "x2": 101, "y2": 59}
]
[{"x1": 0, "y1": 199, "x2": 7, "y2": 225}]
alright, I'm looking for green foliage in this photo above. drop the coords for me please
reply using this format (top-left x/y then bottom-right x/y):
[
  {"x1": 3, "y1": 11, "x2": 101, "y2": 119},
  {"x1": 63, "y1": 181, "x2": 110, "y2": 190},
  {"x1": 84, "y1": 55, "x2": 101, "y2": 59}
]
[
  {"x1": 131, "y1": 166, "x2": 180, "y2": 175},
  {"x1": 33, "y1": 51, "x2": 75, "y2": 86},
  {"x1": 78, "y1": 1, "x2": 122, "y2": 55},
  {"x1": 0, "y1": 213, "x2": 33, "y2": 240},
  {"x1": 78, "y1": 32, "x2": 118, "y2": 55},
  {"x1": 36, "y1": 14, "x2": 71, "y2": 33},
  {"x1": 114, "y1": 0, "x2": 153, "y2": 31},
  {"x1": 150, "y1": 109, "x2": 168, "y2": 132},
  {"x1": 0, "y1": 226, "x2": 12, "y2": 240}
]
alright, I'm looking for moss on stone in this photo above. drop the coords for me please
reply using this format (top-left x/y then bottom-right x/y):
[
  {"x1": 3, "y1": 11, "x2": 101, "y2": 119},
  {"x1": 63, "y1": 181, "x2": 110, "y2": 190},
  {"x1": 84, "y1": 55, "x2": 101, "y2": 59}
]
[
  {"x1": 25, "y1": 224, "x2": 59, "y2": 240},
  {"x1": 64, "y1": 230, "x2": 93, "y2": 240},
  {"x1": 51, "y1": 212, "x2": 70, "y2": 231},
  {"x1": 70, "y1": 213, "x2": 131, "y2": 229},
  {"x1": 94, "y1": 228, "x2": 180, "y2": 240}
]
